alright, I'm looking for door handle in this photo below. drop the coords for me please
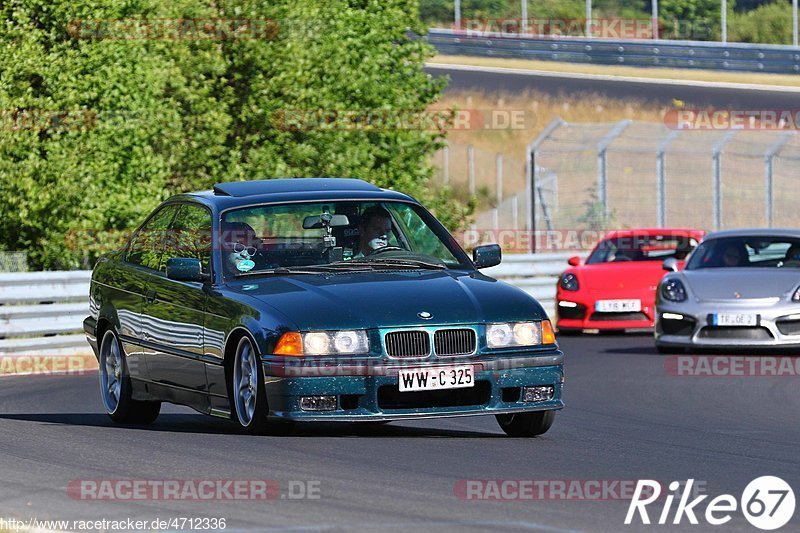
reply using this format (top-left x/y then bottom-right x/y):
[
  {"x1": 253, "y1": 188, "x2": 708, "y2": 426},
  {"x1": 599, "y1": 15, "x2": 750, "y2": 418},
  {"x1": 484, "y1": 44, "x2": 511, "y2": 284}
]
[{"x1": 145, "y1": 289, "x2": 157, "y2": 304}]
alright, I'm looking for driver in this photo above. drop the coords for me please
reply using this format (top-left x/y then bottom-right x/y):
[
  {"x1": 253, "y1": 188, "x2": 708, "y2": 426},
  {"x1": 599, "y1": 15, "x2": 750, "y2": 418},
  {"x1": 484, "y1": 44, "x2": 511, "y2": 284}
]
[
  {"x1": 719, "y1": 243, "x2": 747, "y2": 267},
  {"x1": 354, "y1": 206, "x2": 392, "y2": 258}
]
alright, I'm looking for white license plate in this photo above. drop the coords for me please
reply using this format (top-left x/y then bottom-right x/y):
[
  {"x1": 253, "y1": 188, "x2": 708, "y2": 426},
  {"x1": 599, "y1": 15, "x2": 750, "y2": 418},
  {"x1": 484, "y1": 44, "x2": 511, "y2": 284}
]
[
  {"x1": 595, "y1": 299, "x2": 642, "y2": 312},
  {"x1": 398, "y1": 365, "x2": 474, "y2": 392},
  {"x1": 713, "y1": 313, "x2": 757, "y2": 326}
]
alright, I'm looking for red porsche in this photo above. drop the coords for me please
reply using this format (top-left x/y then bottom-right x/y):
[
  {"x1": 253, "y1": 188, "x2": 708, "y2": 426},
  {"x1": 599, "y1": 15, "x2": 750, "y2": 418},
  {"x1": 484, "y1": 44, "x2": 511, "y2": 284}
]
[{"x1": 556, "y1": 228, "x2": 705, "y2": 332}]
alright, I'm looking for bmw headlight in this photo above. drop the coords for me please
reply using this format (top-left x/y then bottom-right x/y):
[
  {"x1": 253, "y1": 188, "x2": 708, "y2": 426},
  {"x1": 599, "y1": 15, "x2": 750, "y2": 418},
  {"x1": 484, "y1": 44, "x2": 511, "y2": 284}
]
[
  {"x1": 560, "y1": 273, "x2": 579, "y2": 291},
  {"x1": 274, "y1": 330, "x2": 369, "y2": 356},
  {"x1": 487, "y1": 321, "x2": 555, "y2": 348},
  {"x1": 661, "y1": 279, "x2": 687, "y2": 302}
]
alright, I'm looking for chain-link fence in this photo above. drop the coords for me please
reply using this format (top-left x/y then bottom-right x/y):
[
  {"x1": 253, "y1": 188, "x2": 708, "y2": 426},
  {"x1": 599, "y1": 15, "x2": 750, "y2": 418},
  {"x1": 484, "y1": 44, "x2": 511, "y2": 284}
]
[
  {"x1": 0, "y1": 252, "x2": 28, "y2": 272},
  {"x1": 434, "y1": 119, "x2": 800, "y2": 251}
]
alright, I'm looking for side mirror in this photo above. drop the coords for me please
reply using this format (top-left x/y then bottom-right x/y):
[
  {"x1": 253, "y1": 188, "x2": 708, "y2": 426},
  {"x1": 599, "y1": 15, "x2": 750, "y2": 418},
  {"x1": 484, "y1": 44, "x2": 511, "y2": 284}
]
[
  {"x1": 473, "y1": 244, "x2": 502, "y2": 269},
  {"x1": 662, "y1": 257, "x2": 678, "y2": 272},
  {"x1": 166, "y1": 258, "x2": 206, "y2": 282},
  {"x1": 567, "y1": 255, "x2": 581, "y2": 266}
]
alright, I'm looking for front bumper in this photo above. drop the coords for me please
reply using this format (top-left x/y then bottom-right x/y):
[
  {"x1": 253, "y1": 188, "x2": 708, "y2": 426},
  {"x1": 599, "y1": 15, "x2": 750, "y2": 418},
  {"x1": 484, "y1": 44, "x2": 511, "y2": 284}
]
[
  {"x1": 656, "y1": 301, "x2": 800, "y2": 349},
  {"x1": 262, "y1": 352, "x2": 564, "y2": 421},
  {"x1": 556, "y1": 293, "x2": 655, "y2": 331}
]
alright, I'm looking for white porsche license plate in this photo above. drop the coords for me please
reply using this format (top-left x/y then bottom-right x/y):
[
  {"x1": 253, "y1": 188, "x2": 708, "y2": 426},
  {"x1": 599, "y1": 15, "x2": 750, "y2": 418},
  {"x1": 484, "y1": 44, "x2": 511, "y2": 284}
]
[
  {"x1": 595, "y1": 299, "x2": 642, "y2": 312},
  {"x1": 712, "y1": 313, "x2": 757, "y2": 326},
  {"x1": 398, "y1": 365, "x2": 474, "y2": 392}
]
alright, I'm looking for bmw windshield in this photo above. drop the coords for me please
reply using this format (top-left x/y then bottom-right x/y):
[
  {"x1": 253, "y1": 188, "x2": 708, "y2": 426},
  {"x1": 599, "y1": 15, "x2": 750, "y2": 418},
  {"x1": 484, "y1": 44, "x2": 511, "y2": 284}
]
[{"x1": 220, "y1": 201, "x2": 471, "y2": 277}]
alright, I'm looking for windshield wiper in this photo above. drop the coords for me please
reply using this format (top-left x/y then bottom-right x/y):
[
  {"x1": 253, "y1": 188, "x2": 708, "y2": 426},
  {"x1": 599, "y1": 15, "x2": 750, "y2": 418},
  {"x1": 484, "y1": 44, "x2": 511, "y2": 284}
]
[
  {"x1": 346, "y1": 258, "x2": 448, "y2": 270},
  {"x1": 234, "y1": 264, "x2": 376, "y2": 277},
  {"x1": 234, "y1": 267, "x2": 329, "y2": 277}
]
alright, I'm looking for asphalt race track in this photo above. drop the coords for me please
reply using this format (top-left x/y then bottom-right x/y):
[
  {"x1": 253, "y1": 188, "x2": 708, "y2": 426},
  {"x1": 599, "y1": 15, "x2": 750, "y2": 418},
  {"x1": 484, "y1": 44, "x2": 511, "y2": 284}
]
[
  {"x1": 429, "y1": 64, "x2": 800, "y2": 108},
  {"x1": 1, "y1": 335, "x2": 798, "y2": 532}
]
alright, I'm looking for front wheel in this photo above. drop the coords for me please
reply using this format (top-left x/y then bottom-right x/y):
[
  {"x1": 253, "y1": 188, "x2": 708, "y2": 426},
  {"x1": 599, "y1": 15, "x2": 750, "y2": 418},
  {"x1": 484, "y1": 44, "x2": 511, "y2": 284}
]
[
  {"x1": 99, "y1": 329, "x2": 160, "y2": 424},
  {"x1": 496, "y1": 410, "x2": 555, "y2": 437},
  {"x1": 231, "y1": 336, "x2": 269, "y2": 434}
]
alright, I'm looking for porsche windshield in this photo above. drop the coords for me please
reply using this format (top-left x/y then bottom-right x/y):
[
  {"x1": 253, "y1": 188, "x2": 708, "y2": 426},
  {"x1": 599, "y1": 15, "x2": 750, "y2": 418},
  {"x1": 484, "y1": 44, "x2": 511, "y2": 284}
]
[
  {"x1": 686, "y1": 236, "x2": 800, "y2": 270},
  {"x1": 220, "y1": 201, "x2": 469, "y2": 277},
  {"x1": 586, "y1": 235, "x2": 698, "y2": 264}
]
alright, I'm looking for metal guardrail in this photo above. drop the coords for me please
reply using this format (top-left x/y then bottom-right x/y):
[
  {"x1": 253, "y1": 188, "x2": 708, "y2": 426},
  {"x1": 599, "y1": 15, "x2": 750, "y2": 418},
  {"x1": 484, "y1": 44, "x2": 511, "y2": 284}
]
[
  {"x1": 427, "y1": 29, "x2": 800, "y2": 74},
  {"x1": 483, "y1": 252, "x2": 586, "y2": 317},
  {"x1": 0, "y1": 256, "x2": 582, "y2": 354},
  {"x1": 0, "y1": 271, "x2": 91, "y2": 354}
]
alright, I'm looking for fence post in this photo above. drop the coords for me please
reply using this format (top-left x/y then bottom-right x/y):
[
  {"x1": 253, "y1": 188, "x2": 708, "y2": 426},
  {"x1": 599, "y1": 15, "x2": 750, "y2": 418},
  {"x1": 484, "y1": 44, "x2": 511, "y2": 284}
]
[
  {"x1": 596, "y1": 120, "x2": 631, "y2": 220},
  {"x1": 468, "y1": 145, "x2": 475, "y2": 195},
  {"x1": 586, "y1": 0, "x2": 593, "y2": 38},
  {"x1": 526, "y1": 118, "x2": 565, "y2": 252},
  {"x1": 521, "y1": 0, "x2": 528, "y2": 35},
  {"x1": 537, "y1": 185, "x2": 554, "y2": 231},
  {"x1": 721, "y1": 0, "x2": 727, "y2": 43},
  {"x1": 652, "y1": 0, "x2": 659, "y2": 40},
  {"x1": 764, "y1": 132, "x2": 795, "y2": 227},
  {"x1": 496, "y1": 153, "x2": 503, "y2": 206},
  {"x1": 512, "y1": 195, "x2": 519, "y2": 230},
  {"x1": 712, "y1": 131, "x2": 736, "y2": 230},
  {"x1": 443, "y1": 145, "x2": 449, "y2": 185},
  {"x1": 656, "y1": 130, "x2": 680, "y2": 227}
]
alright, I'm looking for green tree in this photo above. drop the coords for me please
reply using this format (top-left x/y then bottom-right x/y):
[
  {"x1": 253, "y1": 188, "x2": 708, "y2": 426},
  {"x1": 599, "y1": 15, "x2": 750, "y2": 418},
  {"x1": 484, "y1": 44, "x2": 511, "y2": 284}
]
[
  {"x1": 0, "y1": 0, "x2": 465, "y2": 269},
  {"x1": 729, "y1": 1, "x2": 794, "y2": 44}
]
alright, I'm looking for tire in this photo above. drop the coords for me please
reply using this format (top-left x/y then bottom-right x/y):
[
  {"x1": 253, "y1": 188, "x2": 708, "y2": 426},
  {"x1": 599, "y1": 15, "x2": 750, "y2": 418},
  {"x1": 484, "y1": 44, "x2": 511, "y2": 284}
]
[
  {"x1": 99, "y1": 329, "x2": 161, "y2": 424},
  {"x1": 496, "y1": 410, "x2": 555, "y2": 437},
  {"x1": 231, "y1": 335, "x2": 269, "y2": 435}
]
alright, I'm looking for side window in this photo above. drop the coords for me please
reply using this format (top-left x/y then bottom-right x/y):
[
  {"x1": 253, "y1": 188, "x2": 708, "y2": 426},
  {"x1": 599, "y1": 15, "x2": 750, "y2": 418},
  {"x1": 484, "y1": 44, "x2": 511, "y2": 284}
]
[
  {"x1": 386, "y1": 204, "x2": 458, "y2": 263},
  {"x1": 163, "y1": 204, "x2": 213, "y2": 275},
  {"x1": 126, "y1": 205, "x2": 179, "y2": 270}
]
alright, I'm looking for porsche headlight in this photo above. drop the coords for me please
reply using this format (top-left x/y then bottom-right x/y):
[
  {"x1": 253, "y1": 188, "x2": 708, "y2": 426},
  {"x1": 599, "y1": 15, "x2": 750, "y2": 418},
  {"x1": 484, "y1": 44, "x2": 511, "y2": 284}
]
[
  {"x1": 560, "y1": 273, "x2": 579, "y2": 291},
  {"x1": 487, "y1": 321, "x2": 554, "y2": 348},
  {"x1": 661, "y1": 279, "x2": 687, "y2": 302}
]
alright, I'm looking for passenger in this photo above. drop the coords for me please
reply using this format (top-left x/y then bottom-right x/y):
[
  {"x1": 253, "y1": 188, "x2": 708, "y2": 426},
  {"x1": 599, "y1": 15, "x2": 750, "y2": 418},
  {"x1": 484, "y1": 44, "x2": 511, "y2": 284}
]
[
  {"x1": 221, "y1": 222, "x2": 259, "y2": 274},
  {"x1": 782, "y1": 243, "x2": 800, "y2": 266}
]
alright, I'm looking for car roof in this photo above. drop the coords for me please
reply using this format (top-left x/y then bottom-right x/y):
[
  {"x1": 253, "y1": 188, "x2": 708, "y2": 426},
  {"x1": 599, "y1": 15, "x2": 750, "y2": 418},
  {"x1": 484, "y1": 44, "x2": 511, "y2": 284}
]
[
  {"x1": 602, "y1": 228, "x2": 705, "y2": 239},
  {"x1": 703, "y1": 228, "x2": 800, "y2": 240},
  {"x1": 176, "y1": 178, "x2": 417, "y2": 210},
  {"x1": 212, "y1": 178, "x2": 382, "y2": 197}
]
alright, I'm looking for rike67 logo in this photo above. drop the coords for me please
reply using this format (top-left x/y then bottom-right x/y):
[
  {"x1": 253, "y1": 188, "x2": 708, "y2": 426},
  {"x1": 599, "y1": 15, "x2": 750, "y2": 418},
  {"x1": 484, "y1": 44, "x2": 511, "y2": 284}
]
[{"x1": 626, "y1": 477, "x2": 795, "y2": 530}]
